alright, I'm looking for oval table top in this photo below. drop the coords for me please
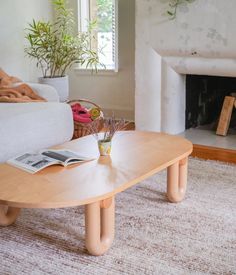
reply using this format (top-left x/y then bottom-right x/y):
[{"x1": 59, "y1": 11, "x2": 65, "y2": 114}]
[{"x1": 0, "y1": 131, "x2": 193, "y2": 209}]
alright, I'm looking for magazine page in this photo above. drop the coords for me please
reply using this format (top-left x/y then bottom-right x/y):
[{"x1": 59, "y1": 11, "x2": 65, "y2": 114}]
[
  {"x1": 7, "y1": 153, "x2": 59, "y2": 174},
  {"x1": 41, "y1": 150, "x2": 93, "y2": 165}
]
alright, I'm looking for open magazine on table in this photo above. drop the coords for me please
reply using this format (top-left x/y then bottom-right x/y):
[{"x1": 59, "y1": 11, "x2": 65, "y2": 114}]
[{"x1": 7, "y1": 149, "x2": 94, "y2": 174}]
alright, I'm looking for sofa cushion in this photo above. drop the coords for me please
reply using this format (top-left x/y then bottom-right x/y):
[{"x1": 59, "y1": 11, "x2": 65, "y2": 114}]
[
  {"x1": 0, "y1": 103, "x2": 73, "y2": 163},
  {"x1": 27, "y1": 83, "x2": 60, "y2": 102}
]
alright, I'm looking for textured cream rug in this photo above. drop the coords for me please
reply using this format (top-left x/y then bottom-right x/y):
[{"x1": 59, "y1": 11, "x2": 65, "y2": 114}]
[{"x1": 0, "y1": 158, "x2": 235, "y2": 275}]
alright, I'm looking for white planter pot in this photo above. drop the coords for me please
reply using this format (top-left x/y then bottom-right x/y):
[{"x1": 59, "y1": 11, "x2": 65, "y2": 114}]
[{"x1": 38, "y1": 76, "x2": 69, "y2": 102}]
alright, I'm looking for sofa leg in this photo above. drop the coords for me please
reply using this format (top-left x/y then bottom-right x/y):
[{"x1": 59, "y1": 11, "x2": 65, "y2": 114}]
[
  {"x1": 0, "y1": 206, "x2": 20, "y2": 226},
  {"x1": 167, "y1": 158, "x2": 188, "y2": 203},
  {"x1": 85, "y1": 197, "x2": 115, "y2": 256}
]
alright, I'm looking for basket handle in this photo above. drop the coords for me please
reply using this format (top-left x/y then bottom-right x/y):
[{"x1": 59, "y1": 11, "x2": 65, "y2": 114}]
[{"x1": 68, "y1": 99, "x2": 102, "y2": 110}]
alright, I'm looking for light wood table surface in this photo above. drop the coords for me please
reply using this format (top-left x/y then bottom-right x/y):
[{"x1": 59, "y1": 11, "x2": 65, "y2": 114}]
[{"x1": 0, "y1": 131, "x2": 193, "y2": 256}]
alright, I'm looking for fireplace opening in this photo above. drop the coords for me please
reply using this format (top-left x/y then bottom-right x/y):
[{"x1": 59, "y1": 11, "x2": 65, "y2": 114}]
[{"x1": 186, "y1": 75, "x2": 236, "y2": 131}]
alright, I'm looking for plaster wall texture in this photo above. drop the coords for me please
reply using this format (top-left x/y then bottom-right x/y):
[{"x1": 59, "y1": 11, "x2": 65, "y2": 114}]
[
  {"x1": 135, "y1": 0, "x2": 236, "y2": 134},
  {"x1": 69, "y1": 0, "x2": 135, "y2": 120},
  {"x1": 0, "y1": 0, "x2": 53, "y2": 81}
]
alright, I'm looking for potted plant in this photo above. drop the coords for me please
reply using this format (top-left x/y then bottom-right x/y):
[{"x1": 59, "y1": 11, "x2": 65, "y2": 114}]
[{"x1": 25, "y1": 0, "x2": 101, "y2": 102}]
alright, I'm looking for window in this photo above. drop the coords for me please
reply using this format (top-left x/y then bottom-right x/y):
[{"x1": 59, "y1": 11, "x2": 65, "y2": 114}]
[{"x1": 78, "y1": 0, "x2": 118, "y2": 71}]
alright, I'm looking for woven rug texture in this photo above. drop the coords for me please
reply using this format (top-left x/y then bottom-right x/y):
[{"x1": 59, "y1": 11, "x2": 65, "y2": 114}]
[{"x1": 0, "y1": 158, "x2": 235, "y2": 275}]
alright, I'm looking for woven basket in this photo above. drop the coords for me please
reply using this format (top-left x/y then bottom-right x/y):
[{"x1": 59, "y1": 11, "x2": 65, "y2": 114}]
[{"x1": 68, "y1": 99, "x2": 104, "y2": 139}]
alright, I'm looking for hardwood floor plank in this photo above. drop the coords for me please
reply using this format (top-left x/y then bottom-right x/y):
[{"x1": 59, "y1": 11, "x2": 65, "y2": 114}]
[{"x1": 192, "y1": 144, "x2": 236, "y2": 164}]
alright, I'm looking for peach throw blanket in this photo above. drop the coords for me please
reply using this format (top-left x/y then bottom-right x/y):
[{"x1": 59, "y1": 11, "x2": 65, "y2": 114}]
[{"x1": 0, "y1": 69, "x2": 46, "y2": 103}]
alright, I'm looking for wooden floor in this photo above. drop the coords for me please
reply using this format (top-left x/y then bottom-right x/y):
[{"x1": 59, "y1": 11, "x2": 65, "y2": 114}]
[
  {"x1": 192, "y1": 144, "x2": 236, "y2": 164},
  {"x1": 123, "y1": 123, "x2": 236, "y2": 164}
]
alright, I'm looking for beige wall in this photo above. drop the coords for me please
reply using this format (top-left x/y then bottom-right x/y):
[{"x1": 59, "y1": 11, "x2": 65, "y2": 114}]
[
  {"x1": 0, "y1": 0, "x2": 53, "y2": 81},
  {"x1": 69, "y1": 0, "x2": 135, "y2": 120}
]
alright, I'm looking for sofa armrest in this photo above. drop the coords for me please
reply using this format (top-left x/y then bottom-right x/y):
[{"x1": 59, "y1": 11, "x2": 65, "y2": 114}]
[{"x1": 27, "y1": 83, "x2": 60, "y2": 102}]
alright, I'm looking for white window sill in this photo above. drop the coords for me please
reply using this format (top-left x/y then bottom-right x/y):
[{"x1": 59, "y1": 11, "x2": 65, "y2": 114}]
[{"x1": 74, "y1": 66, "x2": 118, "y2": 76}]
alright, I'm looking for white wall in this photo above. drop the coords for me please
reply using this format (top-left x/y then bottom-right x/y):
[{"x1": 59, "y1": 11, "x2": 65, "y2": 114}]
[
  {"x1": 69, "y1": 0, "x2": 135, "y2": 120},
  {"x1": 0, "y1": 0, "x2": 53, "y2": 81},
  {"x1": 148, "y1": 0, "x2": 236, "y2": 60}
]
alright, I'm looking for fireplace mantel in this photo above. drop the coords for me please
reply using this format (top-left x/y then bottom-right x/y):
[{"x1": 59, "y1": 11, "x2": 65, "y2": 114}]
[
  {"x1": 135, "y1": 0, "x2": 236, "y2": 134},
  {"x1": 164, "y1": 56, "x2": 236, "y2": 78}
]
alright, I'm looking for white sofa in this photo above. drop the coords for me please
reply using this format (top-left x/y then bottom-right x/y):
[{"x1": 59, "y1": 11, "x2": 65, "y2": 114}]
[{"x1": 0, "y1": 83, "x2": 74, "y2": 163}]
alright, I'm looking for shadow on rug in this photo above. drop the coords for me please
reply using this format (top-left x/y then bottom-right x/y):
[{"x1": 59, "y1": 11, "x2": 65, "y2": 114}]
[{"x1": 0, "y1": 158, "x2": 235, "y2": 275}]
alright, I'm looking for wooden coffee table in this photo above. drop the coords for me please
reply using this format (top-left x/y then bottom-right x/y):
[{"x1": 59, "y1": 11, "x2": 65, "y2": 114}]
[{"x1": 0, "y1": 131, "x2": 192, "y2": 256}]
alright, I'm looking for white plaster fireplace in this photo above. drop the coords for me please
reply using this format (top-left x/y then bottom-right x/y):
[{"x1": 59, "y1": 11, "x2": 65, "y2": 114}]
[{"x1": 135, "y1": 0, "x2": 236, "y2": 134}]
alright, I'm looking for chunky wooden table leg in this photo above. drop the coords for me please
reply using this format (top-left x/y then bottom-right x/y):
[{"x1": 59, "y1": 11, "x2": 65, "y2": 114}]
[
  {"x1": 167, "y1": 157, "x2": 188, "y2": 203},
  {"x1": 0, "y1": 206, "x2": 20, "y2": 226},
  {"x1": 85, "y1": 197, "x2": 115, "y2": 256}
]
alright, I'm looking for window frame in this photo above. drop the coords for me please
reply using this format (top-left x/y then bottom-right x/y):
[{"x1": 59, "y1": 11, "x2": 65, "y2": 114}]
[{"x1": 77, "y1": 0, "x2": 119, "y2": 73}]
